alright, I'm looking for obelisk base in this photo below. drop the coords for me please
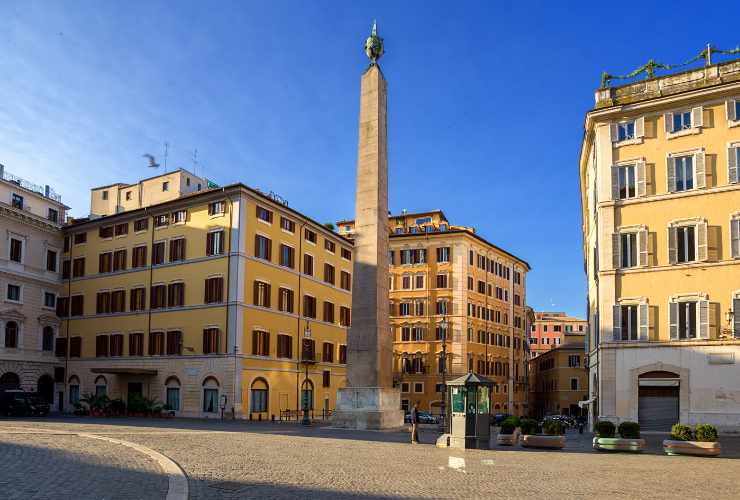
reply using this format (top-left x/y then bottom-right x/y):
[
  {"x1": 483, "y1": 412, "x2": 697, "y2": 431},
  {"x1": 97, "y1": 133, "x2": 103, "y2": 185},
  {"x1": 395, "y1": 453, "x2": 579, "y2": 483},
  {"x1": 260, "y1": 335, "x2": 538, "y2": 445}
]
[{"x1": 333, "y1": 387, "x2": 405, "y2": 430}]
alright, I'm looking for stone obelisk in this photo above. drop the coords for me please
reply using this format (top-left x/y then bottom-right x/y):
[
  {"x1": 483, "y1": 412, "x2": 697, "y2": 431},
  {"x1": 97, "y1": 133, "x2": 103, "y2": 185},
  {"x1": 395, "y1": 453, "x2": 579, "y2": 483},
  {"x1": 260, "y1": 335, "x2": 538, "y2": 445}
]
[{"x1": 333, "y1": 22, "x2": 403, "y2": 430}]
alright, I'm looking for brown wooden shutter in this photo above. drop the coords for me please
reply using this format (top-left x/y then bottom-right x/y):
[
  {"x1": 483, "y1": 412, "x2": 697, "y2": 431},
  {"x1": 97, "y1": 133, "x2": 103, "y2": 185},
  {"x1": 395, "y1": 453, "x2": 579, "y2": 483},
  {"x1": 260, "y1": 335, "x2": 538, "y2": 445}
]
[
  {"x1": 206, "y1": 232, "x2": 214, "y2": 256},
  {"x1": 252, "y1": 331, "x2": 258, "y2": 355}
]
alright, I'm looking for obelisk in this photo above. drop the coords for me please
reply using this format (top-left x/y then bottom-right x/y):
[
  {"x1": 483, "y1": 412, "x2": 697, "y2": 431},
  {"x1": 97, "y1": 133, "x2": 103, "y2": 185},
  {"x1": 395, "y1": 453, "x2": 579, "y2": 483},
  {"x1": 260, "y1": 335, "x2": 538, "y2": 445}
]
[{"x1": 333, "y1": 22, "x2": 403, "y2": 430}]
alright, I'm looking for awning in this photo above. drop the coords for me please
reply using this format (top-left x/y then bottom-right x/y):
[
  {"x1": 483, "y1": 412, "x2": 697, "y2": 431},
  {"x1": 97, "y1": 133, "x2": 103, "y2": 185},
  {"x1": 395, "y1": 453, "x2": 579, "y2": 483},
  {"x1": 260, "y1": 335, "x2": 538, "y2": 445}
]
[{"x1": 90, "y1": 368, "x2": 158, "y2": 376}]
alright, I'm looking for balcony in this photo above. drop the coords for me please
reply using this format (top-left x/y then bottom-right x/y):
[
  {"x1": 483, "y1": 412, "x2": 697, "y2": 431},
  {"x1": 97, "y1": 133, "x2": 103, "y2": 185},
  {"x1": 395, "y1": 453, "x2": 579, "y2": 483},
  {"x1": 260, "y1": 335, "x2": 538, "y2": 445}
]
[{"x1": 0, "y1": 165, "x2": 62, "y2": 203}]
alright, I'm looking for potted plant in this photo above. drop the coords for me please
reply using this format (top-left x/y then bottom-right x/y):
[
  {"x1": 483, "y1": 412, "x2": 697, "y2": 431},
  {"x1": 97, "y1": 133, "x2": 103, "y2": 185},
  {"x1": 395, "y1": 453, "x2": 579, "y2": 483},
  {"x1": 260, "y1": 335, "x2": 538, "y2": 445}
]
[
  {"x1": 664, "y1": 423, "x2": 721, "y2": 457},
  {"x1": 496, "y1": 416, "x2": 521, "y2": 446},
  {"x1": 593, "y1": 421, "x2": 645, "y2": 452},
  {"x1": 520, "y1": 418, "x2": 565, "y2": 449}
]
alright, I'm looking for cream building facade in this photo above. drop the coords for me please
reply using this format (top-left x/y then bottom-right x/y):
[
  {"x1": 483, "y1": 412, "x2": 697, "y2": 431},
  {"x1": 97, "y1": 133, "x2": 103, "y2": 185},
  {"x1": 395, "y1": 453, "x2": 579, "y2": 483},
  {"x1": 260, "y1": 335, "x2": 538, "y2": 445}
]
[
  {"x1": 580, "y1": 58, "x2": 740, "y2": 431},
  {"x1": 0, "y1": 166, "x2": 67, "y2": 409},
  {"x1": 338, "y1": 210, "x2": 531, "y2": 416}
]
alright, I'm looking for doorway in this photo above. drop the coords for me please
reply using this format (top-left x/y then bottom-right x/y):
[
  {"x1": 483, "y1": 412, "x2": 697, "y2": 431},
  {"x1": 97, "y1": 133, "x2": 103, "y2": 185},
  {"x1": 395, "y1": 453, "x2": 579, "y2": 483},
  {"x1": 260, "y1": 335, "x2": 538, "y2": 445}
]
[
  {"x1": 127, "y1": 382, "x2": 143, "y2": 406},
  {"x1": 37, "y1": 375, "x2": 54, "y2": 404}
]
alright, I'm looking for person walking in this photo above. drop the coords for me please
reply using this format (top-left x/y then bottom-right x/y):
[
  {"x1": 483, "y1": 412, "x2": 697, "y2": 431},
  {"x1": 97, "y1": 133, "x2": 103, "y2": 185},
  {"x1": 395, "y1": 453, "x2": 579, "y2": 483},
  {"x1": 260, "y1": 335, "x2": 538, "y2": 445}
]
[{"x1": 410, "y1": 401, "x2": 420, "y2": 444}]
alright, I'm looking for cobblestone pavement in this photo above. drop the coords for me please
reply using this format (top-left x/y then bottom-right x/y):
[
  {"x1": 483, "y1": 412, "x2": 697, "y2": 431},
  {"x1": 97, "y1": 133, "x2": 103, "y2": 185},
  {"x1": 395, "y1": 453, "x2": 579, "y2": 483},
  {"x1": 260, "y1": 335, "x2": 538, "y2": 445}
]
[
  {"x1": 0, "y1": 430, "x2": 167, "y2": 500},
  {"x1": 2, "y1": 417, "x2": 740, "y2": 499}
]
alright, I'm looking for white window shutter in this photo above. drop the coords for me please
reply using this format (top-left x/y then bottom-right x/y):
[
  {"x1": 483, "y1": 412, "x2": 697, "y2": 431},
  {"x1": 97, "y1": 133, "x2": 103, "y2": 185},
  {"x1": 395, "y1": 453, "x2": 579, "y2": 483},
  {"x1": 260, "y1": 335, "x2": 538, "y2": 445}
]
[
  {"x1": 638, "y1": 303, "x2": 649, "y2": 341},
  {"x1": 666, "y1": 156, "x2": 676, "y2": 193},
  {"x1": 697, "y1": 222, "x2": 708, "y2": 262},
  {"x1": 694, "y1": 151, "x2": 706, "y2": 188},
  {"x1": 613, "y1": 305, "x2": 622, "y2": 341},
  {"x1": 668, "y1": 226, "x2": 678, "y2": 264},
  {"x1": 698, "y1": 299, "x2": 709, "y2": 339},
  {"x1": 610, "y1": 123, "x2": 618, "y2": 142},
  {"x1": 636, "y1": 161, "x2": 646, "y2": 197},
  {"x1": 692, "y1": 106, "x2": 703, "y2": 128},
  {"x1": 729, "y1": 146, "x2": 738, "y2": 184},
  {"x1": 635, "y1": 117, "x2": 645, "y2": 138},
  {"x1": 611, "y1": 166, "x2": 619, "y2": 200},
  {"x1": 669, "y1": 301, "x2": 679, "y2": 339},
  {"x1": 734, "y1": 298, "x2": 740, "y2": 338},
  {"x1": 731, "y1": 219, "x2": 740, "y2": 258},
  {"x1": 612, "y1": 233, "x2": 621, "y2": 269},
  {"x1": 727, "y1": 100, "x2": 737, "y2": 122},
  {"x1": 664, "y1": 113, "x2": 674, "y2": 134},
  {"x1": 638, "y1": 229, "x2": 648, "y2": 267}
]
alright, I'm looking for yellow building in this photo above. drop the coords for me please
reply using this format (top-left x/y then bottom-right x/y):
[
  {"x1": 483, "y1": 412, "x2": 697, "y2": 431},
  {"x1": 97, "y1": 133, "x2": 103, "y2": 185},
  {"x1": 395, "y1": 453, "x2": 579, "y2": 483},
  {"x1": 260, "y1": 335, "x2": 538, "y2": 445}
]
[
  {"x1": 580, "y1": 55, "x2": 740, "y2": 431},
  {"x1": 528, "y1": 334, "x2": 588, "y2": 419},
  {"x1": 529, "y1": 312, "x2": 587, "y2": 359},
  {"x1": 338, "y1": 210, "x2": 531, "y2": 416},
  {"x1": 59, "y1": 170, "x2": 351, "y2": 419}
]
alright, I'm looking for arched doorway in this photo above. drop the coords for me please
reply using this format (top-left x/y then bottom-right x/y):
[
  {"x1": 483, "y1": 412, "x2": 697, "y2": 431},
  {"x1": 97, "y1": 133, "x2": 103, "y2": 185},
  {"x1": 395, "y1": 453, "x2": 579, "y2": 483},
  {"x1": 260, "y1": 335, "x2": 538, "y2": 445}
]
[
  {"x1": 301, "y1": 379, "x2": 314, "y2": 410},
  {"x1": 37, "y1": 375, "x2": 54, "y2": 404},
  {"x1": 0, "y1": 372, "x2": 20, "y2": 390},
  {"x1": 638, "y1": 371, "x2": 679, "y2": 431}
]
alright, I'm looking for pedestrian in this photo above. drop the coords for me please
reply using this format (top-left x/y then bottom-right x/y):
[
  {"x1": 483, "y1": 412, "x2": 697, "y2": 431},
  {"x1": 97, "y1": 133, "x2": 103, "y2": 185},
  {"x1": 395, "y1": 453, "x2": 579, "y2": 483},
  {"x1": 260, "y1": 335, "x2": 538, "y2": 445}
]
[{"x1": 410, "y1": 401, "x2": 420, "y2": 444}]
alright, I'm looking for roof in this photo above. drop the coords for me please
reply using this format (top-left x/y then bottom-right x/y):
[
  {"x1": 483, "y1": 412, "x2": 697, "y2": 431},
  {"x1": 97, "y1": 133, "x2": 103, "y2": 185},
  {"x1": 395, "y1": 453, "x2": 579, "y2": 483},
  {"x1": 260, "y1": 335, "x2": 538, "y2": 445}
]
[
  {"x1": 337, "y1": 209, "x2": 448, "y2": 226},
  {"x1": 90, "y1": 168, "x2": 203, "y2": 191},
  {"x1": 447, "y1": 373, "x2": 495, "y2": 386}
]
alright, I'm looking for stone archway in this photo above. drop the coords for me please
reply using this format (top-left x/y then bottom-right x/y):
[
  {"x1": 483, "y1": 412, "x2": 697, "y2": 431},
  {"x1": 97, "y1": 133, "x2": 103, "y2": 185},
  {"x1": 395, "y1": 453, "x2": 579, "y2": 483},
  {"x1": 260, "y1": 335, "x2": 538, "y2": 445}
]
[{"x1": 0, "y1": 372, "x2": 20, "y2": 390}]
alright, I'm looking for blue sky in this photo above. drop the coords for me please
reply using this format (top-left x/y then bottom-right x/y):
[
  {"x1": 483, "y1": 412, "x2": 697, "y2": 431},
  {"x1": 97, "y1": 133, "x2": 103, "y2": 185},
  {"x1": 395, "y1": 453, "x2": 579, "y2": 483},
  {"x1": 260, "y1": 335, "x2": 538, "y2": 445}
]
[{"x1": 2, "y1": 1, "x2": 739, "y2": 318}]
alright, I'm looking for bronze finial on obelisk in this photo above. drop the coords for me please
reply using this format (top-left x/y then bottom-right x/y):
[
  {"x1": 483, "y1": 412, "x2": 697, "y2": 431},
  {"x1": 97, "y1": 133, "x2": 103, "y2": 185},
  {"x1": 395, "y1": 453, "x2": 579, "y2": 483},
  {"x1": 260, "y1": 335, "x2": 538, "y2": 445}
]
[{"x1": 333, "y1": 22, "x2": 403, "y2": 430}]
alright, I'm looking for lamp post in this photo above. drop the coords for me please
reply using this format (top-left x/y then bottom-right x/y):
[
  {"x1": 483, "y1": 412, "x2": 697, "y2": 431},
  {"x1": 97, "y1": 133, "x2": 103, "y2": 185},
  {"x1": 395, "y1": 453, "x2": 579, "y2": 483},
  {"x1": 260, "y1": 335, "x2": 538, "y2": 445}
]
[
  {"x1": 440, "y1": 316, "x2": 448, "y2": 431},
  {"x1": 301, "y1": 322, "x2": 313, "y2": 426}
]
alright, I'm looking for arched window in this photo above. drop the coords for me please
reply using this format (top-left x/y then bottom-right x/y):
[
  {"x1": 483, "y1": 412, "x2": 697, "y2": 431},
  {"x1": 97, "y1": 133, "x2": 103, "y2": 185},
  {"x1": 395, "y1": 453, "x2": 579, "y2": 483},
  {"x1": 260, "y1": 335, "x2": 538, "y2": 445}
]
[
  {"x1": 250, "y1": 378, "x2": 269, "y2": 413},
  {"x1": 165, "y1": 376, "x2": 181, "y2": 412},
  {"x1": 4, "y1": 321, "x2": 18, "y2": 348},
  {"x1": 42, "y1": 326, "x2": 54, "y2": 352},
  {"x1": 0, "y1": 371, "x2": 20, "y2": 389},
  {"x1": 68, "y1": 375, "x2": 80, "y2": 405},
  {"x1": 202, "y1": 376, "x2": 219, "y2": 413},
  {"x1": 95, "y1": 376, "x2": 107, "y2": 397},
  {"x1": 301, "y1": 379, "x2": 314, "y2": 410}
]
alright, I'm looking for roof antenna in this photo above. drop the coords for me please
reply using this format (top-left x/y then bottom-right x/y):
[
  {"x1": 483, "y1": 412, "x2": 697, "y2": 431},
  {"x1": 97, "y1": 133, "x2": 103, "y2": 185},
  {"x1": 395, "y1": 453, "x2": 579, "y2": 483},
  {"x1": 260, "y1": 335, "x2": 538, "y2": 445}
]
[
  {"x1": 163, "y1": 142, "x2": 169, "y2": 173},
  {"x1": 192, "y1": 148, "x2": 199, "y2": 177}
]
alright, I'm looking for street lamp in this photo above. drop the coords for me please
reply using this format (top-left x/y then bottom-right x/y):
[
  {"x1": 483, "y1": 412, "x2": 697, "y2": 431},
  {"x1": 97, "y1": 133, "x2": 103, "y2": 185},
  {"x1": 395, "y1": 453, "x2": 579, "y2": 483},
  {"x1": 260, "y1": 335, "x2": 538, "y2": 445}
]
[
  {"x1": 301, "y1": 322, "x2": 314, "y2": 426},
  {"x1": 439, "y1": 316, "x2": 448, "y2": 431}
]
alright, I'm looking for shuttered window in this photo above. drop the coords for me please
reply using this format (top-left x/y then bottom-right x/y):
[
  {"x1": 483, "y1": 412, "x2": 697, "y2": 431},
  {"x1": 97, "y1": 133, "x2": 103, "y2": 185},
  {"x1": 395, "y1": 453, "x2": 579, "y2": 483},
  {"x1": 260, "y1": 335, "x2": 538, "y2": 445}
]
[
  {"x1": 667, "y1": 151, "x2": 705, "y2": 193},
  {"x1": 303, "y1": 254, "x2": 314, "y2": 276},
  {"x1": 254, "y1": 234, "x2": 272, "y2": 261},
  {"x1": 206, "y1": 230, "x2": 225, "y2": 256},
  {"x1": 113, "y1": 249, "x2": 127, "y2": 271},
  {"x1": 323, "y1": 301, "x2": 334, "y2": 323},
  {"x1": 166, "y1": 331, "x2": 182, "y2": 355},
  {"x1": 167, "y1": 282, "x2": 185, "y2": 307},
  {"x1": 203, "y1": 328, "x2": 220, "y2": 354},
  {"x1": 323, "y1": 263, "x2": 335, "y2": 285},
  {"x1": 129, "y1": 333, "x2": 144, "y2": 356},
  {"x1": 339, "y1": 345, "x2": 347, "y2": 364},
  {"x1": 340, "y1": 271, "x2": 351, "y2": 291},
  {"x1": 665, "y1": 107, "x2": 702, "y2": 134},
  {"x1": 149, "y1": 332, "x2": 165, "y2": 355},
  {"x1": 132, "y1": 246, "x2": 147, "y2": 268},
  {"x1": 252, "y1": 330, "x2": 270, "y2": 356},
  {"x1": 72, "y1": 258, "x2": 86, "y2": 277},
  {"x1": 130, "y1": 288, "x2": 146, "y2": 311},
  {"x1": 150, "y1": 284, "x2": 166, "y2": 309},
  {"x1": 323, "y1": 370, "x2": 331, "y2": 388},
  {"x1": 278, "y1": 287, "x2": 294, "y2": 313},
  {"x1": 169, "y1": 238, "x2": 186, "y2": 262},
  {"x1": 110, "y1": 334, "x2": 124, "y2": 356},
  {"x1": 96, "y1": 292, "x2": 111, "y2": 314},
  {"x1": 303, "y1": 295, "x2": 316, "y2": 319},
  {"x1": 204, "y1": 277, "x2": 224, "y2": 304},
  {"x1": 732, "y1": 218, "x2": 740, "y2": 259},
  {"x1": 253, "y1": 281, "x2": 271, "y2": 308},
  {"x1": 611, "y1": 162, "x2": 646, "y2": 200},
  {"x1": 70, "y1": 337, "x2": 82, "y2": 357},
  {"x1": 115, "y1": 223, "x2": 128, "y2": 236},
  {"x1": 99, "y1": 226, "x2": 113, "y2": 239},
  {"x1": 96, "y1": 335, "x2": 109, "y2": 357},
  {"x1": 99, "y1": 252, "x2": 112, "y2": 273},
  {"x1": 322, "y1": 342, "x2": 334, "y2": 363},
  {"x1": 279, "y1": 244, "x2": 295, "y2": 268},
  {"x1": 734, "y1": 298, "x2": 740, "y2": 338},
  {"x1": 729, "y1": 144, "x2": 739, "y2": 184},
  {"x1": 111, "y1": 290, "x2": 126, "y2": 313},
  {"x1": 134, "y1": 218, "x2": 148, "y2": 232},
  {"x1": 152, "y1": 242, "x2": 165, "y2": 265},
  {"x1": 277, "y1": 334, "x2": 292, "y2": 358},
  {"x1": 668, "y1": 222, "x2": 707, "y2": 264},
  {"x1": 339, "y1": 306, "x2": 351, "y2": 326}
]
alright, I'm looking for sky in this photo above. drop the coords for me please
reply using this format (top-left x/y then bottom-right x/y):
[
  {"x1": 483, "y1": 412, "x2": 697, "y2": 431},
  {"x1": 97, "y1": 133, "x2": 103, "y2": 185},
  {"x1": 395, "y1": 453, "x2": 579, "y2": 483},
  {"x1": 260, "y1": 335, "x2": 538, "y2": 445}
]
[{"x1": 2, "y1": 1, "x2": 739, "y2": 318}]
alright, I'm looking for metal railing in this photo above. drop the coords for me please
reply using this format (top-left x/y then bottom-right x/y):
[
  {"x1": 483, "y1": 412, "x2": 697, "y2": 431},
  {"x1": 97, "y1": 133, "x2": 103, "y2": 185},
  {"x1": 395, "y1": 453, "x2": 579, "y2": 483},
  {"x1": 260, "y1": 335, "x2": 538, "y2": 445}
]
[{"x1": 0, "y1": 165, "x2": 62, "y2": 203}]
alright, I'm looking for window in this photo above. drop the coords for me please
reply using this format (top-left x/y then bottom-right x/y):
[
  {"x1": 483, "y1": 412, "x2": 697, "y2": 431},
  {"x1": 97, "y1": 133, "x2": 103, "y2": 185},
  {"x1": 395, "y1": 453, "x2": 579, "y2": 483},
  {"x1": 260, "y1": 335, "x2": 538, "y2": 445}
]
[
  {"x1": 113, "y1": 249, "x2": 127, "y2": 271},
  {"x1": 323, "y1": 370, "x2": 331, "y2": 388},
  {"x1": 278, "y1": 287, "x2": 294, "y2": 313},
  {"x1": 620, "y1": 233, "x2": 637, "y2": 268},
  {"x1": 203, "y1": 328, "x2": 220, "y2": 354},
  {"x1": 74, "y1": 232, "x2": 87, "y2": 245},
  {"x1": 63, "y1": 236, "x2": 70, "y2": 253},
  {"x1": 436, "y1": 300, "x2": 448, "y2": 315},
  {"x1": 322, "y1": 342, "x2": 334, "y2": 363},
  {"x1": 324, "y1": 239, "x2": 335, "y2": 253},
  {"x1": 101, "y1": 190, "x2": 108, "y2": 200},
  {"x1": 208, "y1": 201, "x2": 225, "y2": 216},
  {"x1": 339, "y1": 306, "x2": 351, "y2": 327},
  {"x1": 9, "y1": 238, "x2": 22, "y2": 263},
  {"x1": 149, "y1": 331, "x2": 165, "y2": 355},
  {"x1": 570, "y1": 378, "x2": 579, "y2": 391},
  {"x1": 436, "y1": 274, "x2": 448, "y2": 288},
  {"x1": 98, "y1": 252, "x2": 112, "y2": 273},
  {"x1": 616, "y1": 304, "x2": 639, "y2": 341},
  {"x1": 99, "y1": 226, "x2": 113, "y2": 239},
  {"x1": 169, "y1": 238, "x2": 186, "y2": 262},
  {"x1": 340, "y1": 271, "x2": 351, "y2": 291},
  {"x1": 302, "y1": 338, "x2": 316, "y2": 361},
  {"x1": 341, "y1": 247, "x2": 351, "y2": 260},
  {"x1": 674, "y1": 155, "x2": 694, "y2": 192},
  {"x1": 415, "y1": 274, "x2": 424, "y2": 289},
  {"x1": 303, "y1": 295, "x2": 317, "y2": 318},
  {"x1": 568, "y1": 355, "x2": 580, "y2": 368},
  {"x1": 167, "y1": 282, "x2": 184, "y2": 307},
  {"x1": 304, "y1": 228, "x2": 317, "y2": 244},
  {"x1": 172, "y1": 210, "x2": 187, "y2": 224},
  {"x1": 251, "y1": 381, "x2": 268, "y2": 412},
  {"x1": 115, "y1": 223, "x2": 128, "y2": 236},
  {"x1": 478, "y1": 280, "x2": 485, "y2": 294},
  {"x1": 42, "y1": 326, "x2": 54, "y2": 351},
  {"x1": 254, "y1": 234, "x2": 272, "y2": 261},
  {"x1": 617, "y1": 121, "x2": 635, "y2": 142},
  {"x1": 399, "y1": 303, "x2": 410, "y2": 316},
  {"x1": 669, "y1": 300, "x2": 705, "y2": 340},
  {"x1": 339, "y1": 345, "x2": 347, "y2": 364},
  {"x1": 96, "y1": 335, "x2": 109, "y2": 357},
  {"x1": 45, "y1": 249, "x2": 58, "y2": 272},
  {"x1": 401, "y1": 275, "x2": 411, "y2": 290},
  {"x1": 204, "y1": 277, "x2": 224, "y2": 304},
  {"x1": 150, "y1": 284, "x2": 166, "y2": 309},
  {"x1": 323, "y1": 263, "x2": 335, "y2": 285},
  {"x1": 467, "y1": 277, "x2": 473, "y2": 290},
  {"x1": 96, "y1": 291, "x2": 111, "y2": 314},
  {"x1": 675, "y1": 225, "x2": 696, "y2": 263},
  {"x1": 166, "y1": 331, "x2": 182, "y2": 355},
  {"x1": 203, "y1": 382, "x2": 218, "y2": 413},
  {"x1": 44, "y1": 291, "x2": 56, "y2": 308},
  {"x1": 277, "y1": 334, "x2": 292, "y2": 358},
  {"x1": 7, "y1": 284, "x2": 21, "y2": 302},
  {"x1": 414, "y1": 383, "x2": 423, "y2": 393},
  {"x1": 732, "y1": 217, "x2": 740, "y2": 258},
  {"x1": 415, "y1": 301, "x2": 424, "y2": 316},
  {"x1": 303, "y1": 254, "x2": 314, "y2": 276},
  {"x1": 69, "y1": 383, "x2": 80, "y2": 405},
  {"x1": 413, "y1": 326, "x2": 424, "y2": 341},
  {"x1": 614, "y1": 164, "x2": 636, "y2": 199},
  {"x1": 70, "y1": 295, "x2": 84, "y2": 316},
  {"x1": 253, "y1": 281, "x2": 271, "y2": 307},
  {"x1": 130, "y1": 288, "x2": 146, "y2": 311},
  {"x1": 323, "y1": 301, "x2": 335, "y2": 323},
  {"x1": 11, "y1": 193, "x2": 23, "y2": 209},
  {"x1": 125, "y1": 191, "x2": 132, "y2": 201},
  {"x1": 162, "y1": 181, "x2": 169, "y2": 192},
  {"x1": 152, "y1": 242, "x2": 165, "y2": 265},
  {"x1": 401, "y1": 326, "x2": 411, "y2": 341},
  {"x1": 256, "y1": 205, "x2": 273, "y2": 223},
  {"x1": 252, "y1": 330, "x2": 270, "y2": 356},
  {"x1": 672, "y1": 110, "x2": 692, "y2": 132},
  {"x1": 4, "y1": 321, "x2": 18, "y2": 348},
  {"x1": 436, "y1": 247, "x2": 450, "y2": 262},
  {"x1": 154, "y1": 214, "x2": 169, "y2": 227},
  {"x1": 111, "y1": 290, "x2": 125, "y2": 313},
  {"x1": 129, "y1": 333, "x2": 144, "y2": 356},
  {"x1": 206, "y1": 230, "x2": 225, "y2": 256},
  {"x1": 279, "y1": 244, "x2": 295, "y2": 268},
  {"x1": 166, "y1": 387, "x2": 180, "y2": 412},
  {"x1": 280, "y1": 216, "x2": 295, "y2": 233},
  {"x1": 134, "y1": 218, "x2": 148, "y2": 232},
  {"x1": 110, "y1": 334, "x2": 123, "y2": 356},
  {"x1": 132, "y1": 246, "x2": 147, "y2": 268}
]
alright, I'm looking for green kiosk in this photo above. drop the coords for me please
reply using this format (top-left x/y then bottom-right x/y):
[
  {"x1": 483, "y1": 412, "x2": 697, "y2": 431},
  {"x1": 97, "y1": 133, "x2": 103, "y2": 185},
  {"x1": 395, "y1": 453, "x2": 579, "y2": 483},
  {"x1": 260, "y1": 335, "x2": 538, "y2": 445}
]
[{"x1": 446, "y1": 373, "x2": 493, "y2": 449}]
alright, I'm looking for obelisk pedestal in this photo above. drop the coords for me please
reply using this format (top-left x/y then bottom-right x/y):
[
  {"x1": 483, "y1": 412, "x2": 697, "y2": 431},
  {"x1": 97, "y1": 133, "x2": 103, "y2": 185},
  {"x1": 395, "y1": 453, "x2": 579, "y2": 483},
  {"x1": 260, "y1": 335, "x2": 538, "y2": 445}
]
[{"x1": 333, "y1": 25, "x2": 404, "y2": 430}]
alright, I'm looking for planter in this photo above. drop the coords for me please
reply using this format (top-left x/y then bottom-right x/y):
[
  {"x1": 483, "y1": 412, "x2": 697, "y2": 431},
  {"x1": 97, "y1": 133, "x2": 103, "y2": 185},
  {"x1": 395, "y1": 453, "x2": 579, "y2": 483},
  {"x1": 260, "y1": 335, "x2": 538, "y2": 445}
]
[
  {"x1": 663, "y1": 440, "x2": 721, "y2": 457},
  {"x1": 593, "y1": 437, "x2": 646, "y2": 452},
  {"x1": 496, "y1": 428, "x2": 520, "y2": 446},
  {"x1": 520, "y1": 434, "x2": 565, "y2": 449}
]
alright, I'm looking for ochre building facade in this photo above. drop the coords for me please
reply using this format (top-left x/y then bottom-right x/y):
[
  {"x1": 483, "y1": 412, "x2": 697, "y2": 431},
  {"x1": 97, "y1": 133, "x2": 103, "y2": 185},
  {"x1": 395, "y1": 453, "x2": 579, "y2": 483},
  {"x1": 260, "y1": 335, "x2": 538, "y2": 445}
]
[{"x1": 529, "y1": 311, "x2": 587, "y2": 359}]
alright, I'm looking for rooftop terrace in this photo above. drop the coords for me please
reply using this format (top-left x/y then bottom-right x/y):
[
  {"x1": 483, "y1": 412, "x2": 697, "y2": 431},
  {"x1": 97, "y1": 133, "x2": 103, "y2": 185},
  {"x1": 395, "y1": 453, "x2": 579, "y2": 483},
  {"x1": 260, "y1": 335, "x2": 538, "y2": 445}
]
[{"x1": 0, "y1": 164, "x2": 62, "y2": 203}]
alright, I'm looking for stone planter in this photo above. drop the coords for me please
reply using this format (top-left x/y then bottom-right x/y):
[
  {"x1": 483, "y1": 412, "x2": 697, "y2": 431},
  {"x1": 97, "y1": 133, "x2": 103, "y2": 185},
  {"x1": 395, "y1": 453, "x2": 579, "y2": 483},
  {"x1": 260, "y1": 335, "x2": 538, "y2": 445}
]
[
  {"x1": 593, "y1": 437, "x2": 646, "y2": 452},
  {"x1": 520, "y1": 434, "x2": 565, "y2": 449},
  {"x1": 663, "y1": 440, "x2": 721, "y2": 457},
  {"x1": 496, "y1": 429, "x2": 520, "y2": 446}
]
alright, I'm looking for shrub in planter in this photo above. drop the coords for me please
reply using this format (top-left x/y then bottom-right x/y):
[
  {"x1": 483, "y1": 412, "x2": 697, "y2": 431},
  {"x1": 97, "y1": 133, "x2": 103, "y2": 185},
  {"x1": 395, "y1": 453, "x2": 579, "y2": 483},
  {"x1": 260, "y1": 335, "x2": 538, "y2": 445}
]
[
  {"x1": 520, "y1": 418, "x2": 540, "y2": 435},
  {"x1": 500, "y1": 420, "x2": 516, "y2": 435},
  {"x1": 671, "y1": 423, "x2": 693, "y2": 441},
  {"x1": 594, "y1": 420, "x2": 615, "y2": 438},
  {"x1": 694, "y1": 424, "x2": 718, "y2": 442},
  {"x1": 618, "y1": 421, "x2": 640, "y2": 439},
  {"x1": 504, "y1": 416, "x2": 521, "y2": 428},
  {"x1": 542, "y1": 419, "x2": 563, "y2": 436}
]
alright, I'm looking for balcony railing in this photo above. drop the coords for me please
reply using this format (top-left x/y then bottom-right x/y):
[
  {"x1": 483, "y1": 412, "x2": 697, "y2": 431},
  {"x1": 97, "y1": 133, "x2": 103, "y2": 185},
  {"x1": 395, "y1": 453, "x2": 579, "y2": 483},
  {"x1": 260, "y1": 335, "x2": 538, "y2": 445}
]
[{"x1": 0, "y1": 165, "x2": 62, "y2": 203}]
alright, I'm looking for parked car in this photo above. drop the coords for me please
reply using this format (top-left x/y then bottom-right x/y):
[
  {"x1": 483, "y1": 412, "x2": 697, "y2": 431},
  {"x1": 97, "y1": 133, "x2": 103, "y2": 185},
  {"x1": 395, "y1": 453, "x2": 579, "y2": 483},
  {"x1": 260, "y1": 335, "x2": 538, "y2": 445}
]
[
  {"x1": 0, "y1": 390, "x2": 50, "y2": 417},
  {"x1": 490, "y1": 413, "x2": 510, "y2": 426},
  {"x1": 404, "y1": 411, "x2": 438, "y2": 424}
]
